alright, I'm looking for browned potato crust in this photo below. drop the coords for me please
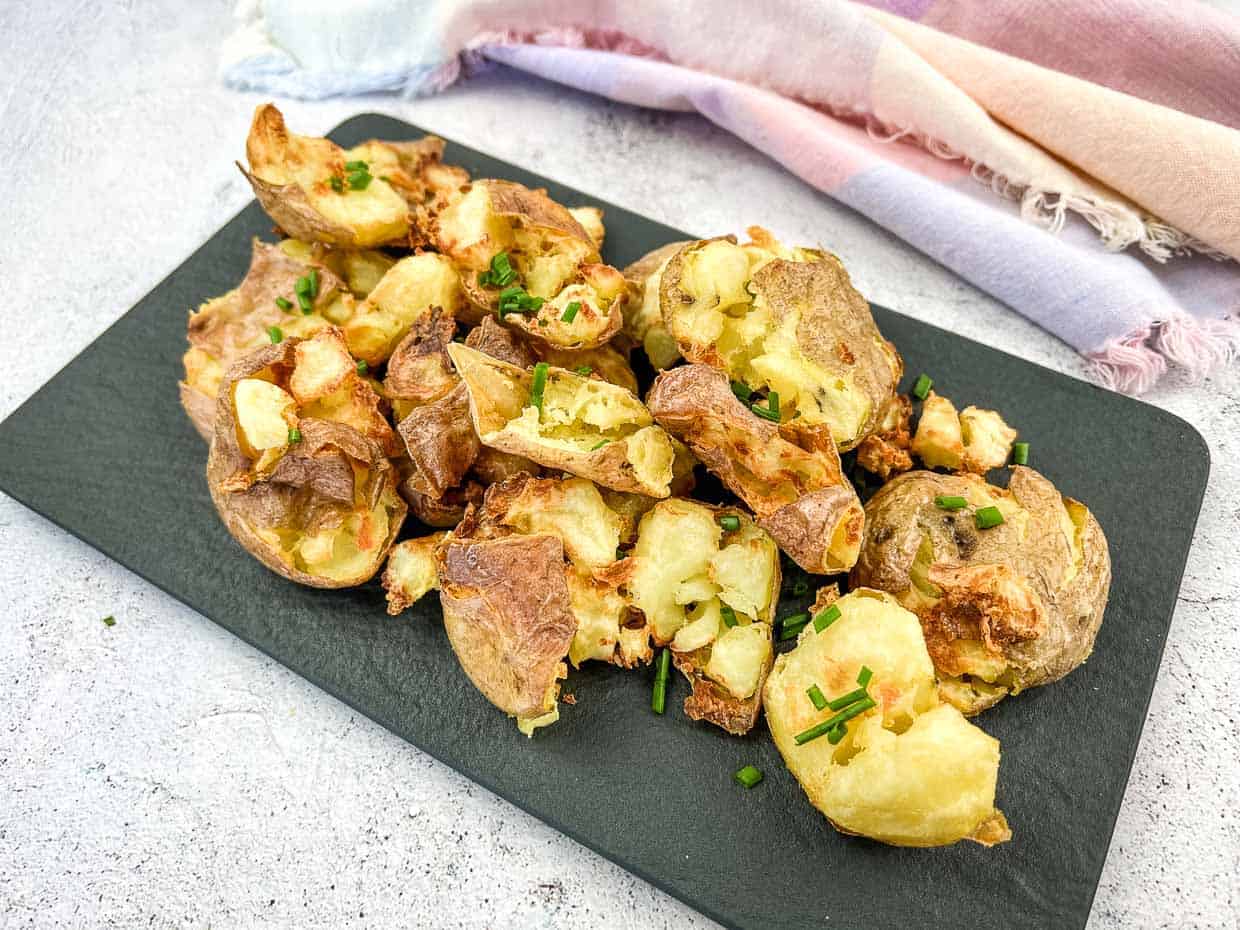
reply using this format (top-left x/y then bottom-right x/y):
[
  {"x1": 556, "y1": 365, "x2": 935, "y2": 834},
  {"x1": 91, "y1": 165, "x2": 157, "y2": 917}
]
[
  {"x1": 207, "y1": 339, "x2": 406, "y2": 587},
  {"x1": 851, "y1": 467, "x2": 1111, "y2": 713},
  {"x1": 647, "y1": 364, "x2": 864, "y2": 574},
  {"x1": 384, "y1": 308, "x2": 458, "y2": 417},
  {"x1": 855, "y1": 394, "x2": 914, "y2": 480}
]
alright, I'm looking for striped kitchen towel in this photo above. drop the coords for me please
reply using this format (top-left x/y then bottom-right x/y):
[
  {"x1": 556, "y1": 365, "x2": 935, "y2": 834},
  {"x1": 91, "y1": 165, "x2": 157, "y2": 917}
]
[{"x1": 222, "y1": 0, "x2": 1240, "y2": 393}]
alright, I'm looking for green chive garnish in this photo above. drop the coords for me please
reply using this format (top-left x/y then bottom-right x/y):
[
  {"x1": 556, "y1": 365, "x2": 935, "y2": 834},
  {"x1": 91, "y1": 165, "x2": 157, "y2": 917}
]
[
  {"x1": 498, "y1": 286, "x2": 544, "y2": 318},
  {"x1": 275, "y1": 296, "x2": 293, "y2": 312},
  {"x1": 328, "y1": 175, "x2": 344, "y2": 193},
  {"x1": 751, "y1": 401, "x2": 781, "y2": 422},
  {"x1": 719, "y1": 514, "x2": 741, "y2": 532},
  {"x1": 616, "y1": 547, "x2": 627, "y2": 560},
  {"x1": 935, "y1": 495, "x2": 968, "y2": 511},
  {"x1": 343, "y1": 160, "x2": 367, "y2": 171},
  {"x1": 356, "y1": 359, "x2": 368, "y2": 376},
  {"x1": 102, "y1": 615, "x2": 116, "y2": 627},
  {"x1": 827, "y1": 723, "x2": 848, "y2": 745},
  {"x1": 778, "y1": 613, "x2": 810, "y2": 641},
  {"x1": 794, "y1": 697, "x2": 876, "y2": 745},
  {"x1": 267, "y1": 326, "x2": 283, "y2": 344},
  {"x1": 529, "y1": 362, "x2": 549, "y2": 411},
  {"x1": 912, "y1": 373, "x2": 933, "y2": 400},
  {"x1": 294, "y1": 275, "x2": 311, "y2": 297},
  {"x1": 812, "y1": 604, "x2": 841, "y2": 633},
  {"x1": 478, "y1": 252, "x2": 517, "y2": 287},
  {"x1": 827, "y1": 687, "x2": 870, "y2": 711},
  {"x1": 792, "y1": 579, "x2": 809, "y2": 597},
  {"x1": 734, "y1": 765, "x2": 763, "y2": 789},
  {"x1": 297, "y1": 292, "x2": 313, "y2": 314},
  {"x1": 730, "y1": 380, "x2": 753, "y2": 402},
  {"x1": 590, "y1": 439, "x2": 609, "y2": 451},
  {"x1": 720, "y1": 605, "x2": 739, "y2": 628},
  {"x1": 857, "y1": 665, "x2": 873, "y2": 688},
  {"x1": 346, "y1": 162, "x2": 372, "y2": 190},
  {"x1": 807, "y1": 684, "x2": 828, "y2": 711},
  {"x1": 287, "y1": 427, "x2": 302, "y2": 444},
  {"x1": 575, "y1": 365, "x2": 593, "y2": 376},
  {"x1": 1013, "y1": 441, "x2": 1029, "y2": 465},
  {"x1": 652, "y1": 648, "x2": 671, "y2": 714},
  {"x1": 975, "y1": 505, "x2": 1005, "y2": 529},
  {"x1": 561, "y1": 301, "x2": 581, "y2": 323}
]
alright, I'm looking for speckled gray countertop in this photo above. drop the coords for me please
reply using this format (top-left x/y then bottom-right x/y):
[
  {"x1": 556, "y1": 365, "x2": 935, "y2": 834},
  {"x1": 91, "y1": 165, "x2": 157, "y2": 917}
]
[{"x1": 1, "y1": 2, "x2": 1237, "y2": 928}]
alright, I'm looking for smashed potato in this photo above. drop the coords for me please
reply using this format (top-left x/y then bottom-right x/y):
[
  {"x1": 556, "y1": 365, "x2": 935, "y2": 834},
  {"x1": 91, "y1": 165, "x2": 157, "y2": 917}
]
[
  {"x1": 382, "y1": 532, "x2": 447, "y2": 615},
  {"x1": 621, "y1": 241, "x2": 689, "y2": 370},
  {"x1": 647, "y1": 364, "x2": 864, "y2": 574},
  {"x1": 852, "y1": 468, "x2": 1111, "y2": 714},
  {"x1": 447, "y1": 343, "x2": 680, "y2": 497},
  {"x1": 207, "y1": 338, "x2": 406, "y2": 587},
  {"x1": 764, "y1": 588, "x2": 1009, "y2": 847},
  {"x1": 660, "y1": 231, "x2": 901, "y2": 451},
  {"x1": 613, "y1": 498, "x2": 780, "y2": 734},
  {"x1": 960, "y1": 405, "x2": 1019, "y2": 474},
  {"x1": 911, "y1": 391, "x2": 964, "y2": 470},
  {"x1": 340, "y1": 252, "x2": 463, "y2": 366}
]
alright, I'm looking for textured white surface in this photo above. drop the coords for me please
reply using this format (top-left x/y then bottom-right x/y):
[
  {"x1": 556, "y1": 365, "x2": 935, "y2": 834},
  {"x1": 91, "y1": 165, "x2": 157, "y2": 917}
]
[{"x1": 1, "y1": 2, "x2": 1237, "y2": 928}]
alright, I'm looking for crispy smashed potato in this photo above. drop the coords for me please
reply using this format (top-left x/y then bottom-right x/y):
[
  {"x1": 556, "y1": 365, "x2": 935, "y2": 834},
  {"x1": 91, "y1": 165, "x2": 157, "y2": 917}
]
[
  {"x1": 621, "y1": 241, "x2": 689, "y2": 370},
  {"x1": 852, "y1": 468, "x2": 1111, "y2": 714},
  {"x1": 660, "y1": 231, "x2": 901, "y2": 451},
  {"x1": 611, "y1": 498, "x2": 780, "y2": 734},
  {"x1": 535, "y1": 342, "x2": 639, "y2": 394},
  {"x1": 911, "y1": 391, "x2": 964, "y2": 470},
  {"x1": 647, "y1": 364, "x2": 864, "y2": 574},
  {"x1": 382, "y1": 533, "x2": 447, "y2": 615},
  {"x1": 207, "y1": 338, "x2": 406, "y2": 587},
  {"x1": 856, "y1": 394, "x2": 914, "y2": 480},
  {"x1": 568, "y1": 205, "x2": 606, "y2": 250},
  {"x1": 340, "y1": 252, "x2": 463, "y2": 366},
  {"x1": 764, "y1": 588, "x2": 1009, "y2": 847},
  {"x1": 447, "y1": 343, "x2": 680, "y2": 497},
  {"x1": 384, "y1": 307, "x2": 458, "y2": 419},
  {"x1": 960, "y1": 405, "x2": 1019, "y2": 473}
]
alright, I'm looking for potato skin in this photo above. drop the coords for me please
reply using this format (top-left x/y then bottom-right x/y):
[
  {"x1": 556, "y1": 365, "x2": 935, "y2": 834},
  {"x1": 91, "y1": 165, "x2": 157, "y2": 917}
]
[
  {"x1": 437, "y1": 532, "x2": 576, "y2": 720},
  {"x1": 851, "y1": 467, "x2": 1111, "y2": 712},
  {"x1": 646, "y1": 363, "x2": 864, "y2": 574},
  {"x1": 207, "y1": 341, "x2": 406, "y2": 588}
]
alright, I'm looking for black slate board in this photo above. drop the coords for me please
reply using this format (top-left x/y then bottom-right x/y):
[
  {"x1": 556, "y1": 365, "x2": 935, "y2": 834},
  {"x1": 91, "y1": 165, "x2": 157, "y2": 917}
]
[{"x1": 0, "y1": 114, "x2": 1209, "y2": 930}]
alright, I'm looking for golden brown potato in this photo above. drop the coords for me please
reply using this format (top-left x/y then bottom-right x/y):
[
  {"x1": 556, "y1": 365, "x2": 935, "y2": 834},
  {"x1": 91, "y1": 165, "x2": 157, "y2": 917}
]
[
  {"x1": 567, "y1": 205, "x2": 606, "y2": 250},
  {"x1": 181, "y1": 238, "x2": 353, "y2": 439},
  {"x1": 447, "y1": 343, "x2": 681, "y2": 498},
  {"x1": 607, "y1": 498, "x2": 781, "y2": 734},
  {"x1": 647, "y1": 364, "x2": 864, "y2": 574},
  {"x1": 533, "y1": 342, "x2": 640, "y2": 395},
  {"x1": 383, "y1": 307, "x2": 458, "y2": 420},
  {"x1": 660, "y1": 232, "x2": 901, "y2": 451},
  {"x1": 207, "y1": 339, "x2": 406, "y2": 587},
  {"x1": 242, "y1": 104, "x2": 412, "y2": 248},
  {"x1": 340, "y1": 252, "x2": 463, "y2": 366},
  {"x1": 382, "y1": 532, "x2": 447, "y2": 615},
  {"x1": 851, "y1": 468, "x2": 1111, "y2": 714},
  {"x1": 621, "y1": 241, "x2": 688, "y2": 371},
  {"x1": 764, "y1": 588, "x2": 1009, "y2": 847},
  {"x1": 397, "y1": 385, "x2": 479, "y2": 500},
  {"x1": 855, "y1": 394, "x2": 914, "y2": 480},
  {"x1": 960, "y1": 405, "x2": 1019, "y2": 474},
  {"x1": 911, "y1": 391, "x2": 964, "y2": 470}
]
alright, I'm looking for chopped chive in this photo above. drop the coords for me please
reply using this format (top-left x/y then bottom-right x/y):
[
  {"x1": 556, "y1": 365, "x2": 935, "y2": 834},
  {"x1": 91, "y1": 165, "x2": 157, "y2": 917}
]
[
  {"x1": 730, "y1": 380, "x2": 753, "y2": 402},
  {"x1": 652, "y1": 648, "x2": 671, "y2": 714},
  {"x1": 857, "y1": 665, "x2": 873, "y2": 688},
  {"x1": 590, "y1": 439, "x2": 609, "y2": 451},
  {"x1": 778, "y1": 612, "x2": 810, "y2": 641},
  {"x1": 1013, "y1": 441, "x2": 1030, "y2": 465},
  {"x1": 794, "y1": 696, "x2": 876, "y2": 745},
  {"x1": 720, "y1": 605, "x2": 739, "y2": 628},
  {"x1": 827, "y1": 723, "x2": 848, "y2": 745},
  {"x1": 294, "y1": 275, "x2": 311, "y2": 297},
  {"x1": 975, "y1": 505, "x2": 1005, "y2": 529},
  {"x1": 935, "y1": 495, "x2": 968, "y2": 511},
  {"x1": 275, "y1": 296, "x2": 293, "y2": 312},
  {"x1": 751, "y1": 401, "x2": 781, "y2": 422},
  {"x1": 343, "y1": 160, "x2": 368, "y2": 171},
  {"x1": 615, "y1": 547, "x2": 627, "y2": 560},
  {"x1": 912, "y1": 373, "x2": 933, "y2": 400},
  {"x1": 792, "y1": 579, "x2": 809, "y2": 597},
  {"x1": 574, "y1": 365, "x2": 593, "y2": 376},
  {"x1": 267, "y1": 325, "x2": 283, "y2": 344},
  {"x1": 529, "y1": 362, "x2": 549, "y2": 412},
  {"x1": 806, "y1": 684, "x2": 828, "y2": 711},
  {"x1": 718, "y1": 514, "x2": 741, "y2": 532},
  {"x1": 734, "y1": 765, "x2": 763, "y2": 789},
  {"x1": 498, "y1": 285, "x2": 544, "y2": 318},
  {"x1": 347, "y1": 167, "x2": 372, "y2": 190},
  {"x1": 356, "y1": 359, "x2": 368, "y2": 376},
  {"x1": 102, "y1": 615, "x2": 116, "y2": 627},
  {"x1": 561, "y1": 301, "x2": 581, "y2": 323},
  {"x1": 766, "y1": 391, "x2": 780, "y2": 414},
  {"x1": 287, "y1": 427, "x2": 302, "y2": 444},
  {"x1": 827, "y1": 687, "x2": 870, "y2": 711},
  {"x1": 812, "y1": 604, "x2": 841, "y2": 633},
  {"x1": 297, "y1": 292, "x2": 313, "y2": 314},
  {"x1": 328, "y1": 175, "x2": 344, "y2": 193},
  {"x1": 479, "y1": 252, "x2": 516, "y2": 287}
]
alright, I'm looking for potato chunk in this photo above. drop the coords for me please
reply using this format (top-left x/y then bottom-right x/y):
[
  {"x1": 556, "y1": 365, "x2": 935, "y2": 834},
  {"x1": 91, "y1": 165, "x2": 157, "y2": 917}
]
[
  {"x1": 340, "y1": 253, "x2": 462, "y2": 365},
  {"x1": 233, "y1": 379, "x2": 297, "y2": 456},
  {"x1": 960, "y1": 405, "x2": 1018, "y2": 473},
  {"x1": 763, "y1": 588, "x2": 1009, "y2": 847},
  {"x1": 382, "y1": 533, "x2": 447, "y2": 615},
  {"x1": 911, "y1": 391, "x2": 965, "y2": 470}
]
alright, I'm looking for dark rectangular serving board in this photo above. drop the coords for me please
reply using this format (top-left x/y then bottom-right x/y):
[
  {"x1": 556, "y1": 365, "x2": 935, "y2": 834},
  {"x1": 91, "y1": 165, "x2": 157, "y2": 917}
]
[{"x1": 0, "y1": 114, "x2": 1208, "y2": 930}]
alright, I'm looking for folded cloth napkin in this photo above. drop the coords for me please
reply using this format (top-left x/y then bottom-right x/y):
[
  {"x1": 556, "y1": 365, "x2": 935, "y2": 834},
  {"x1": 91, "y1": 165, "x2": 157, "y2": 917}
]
[{"x1": 222, "y1": 0, "x2": 1240, "y2": 393}]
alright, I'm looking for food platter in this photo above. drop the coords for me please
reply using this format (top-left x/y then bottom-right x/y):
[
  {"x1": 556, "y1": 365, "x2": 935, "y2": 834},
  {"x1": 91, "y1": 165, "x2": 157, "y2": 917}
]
[{"x1": 0, "y1": 114, "x2": 1208, "y2": 929}]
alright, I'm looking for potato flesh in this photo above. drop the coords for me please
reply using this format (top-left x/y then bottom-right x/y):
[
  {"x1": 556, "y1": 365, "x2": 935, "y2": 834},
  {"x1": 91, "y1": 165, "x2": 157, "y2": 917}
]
[
  {"x1": 763, "y1": 588, "x2": 1006, "y2": 847},
  {"x1": 912, "y1": 392, "x2": 964, "y2": 469},
  {"x1": 233, "y1": 379, "x2": 296, "y2": 454},
  {"x1": 286, "y1": 494, "x2": 394, "y2": 582},
  {"x1": 502, "y1": 478, "x2": 622, "y2": 570},
  {"x1": 703, "y1": 622, "x2": 773, "y2": 700},
  {"x1": 341, "y1": 253, "x2": 462, "y2": 364},
  {"x1": 566, "y1": 568, "x2": 628, "y2": 667},
  {"x1": 960, "y1": 406, "x2": 1017, "y2": 472},
  {"x1": 290, "y1": 330, "x2": 355, "y2": 403},
  {"x1": 437, "y1": 183, "x2": 514, "y2": 269},
  {"x1": 383, "y1": 535, "x2": 444, "y2": 615}
]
